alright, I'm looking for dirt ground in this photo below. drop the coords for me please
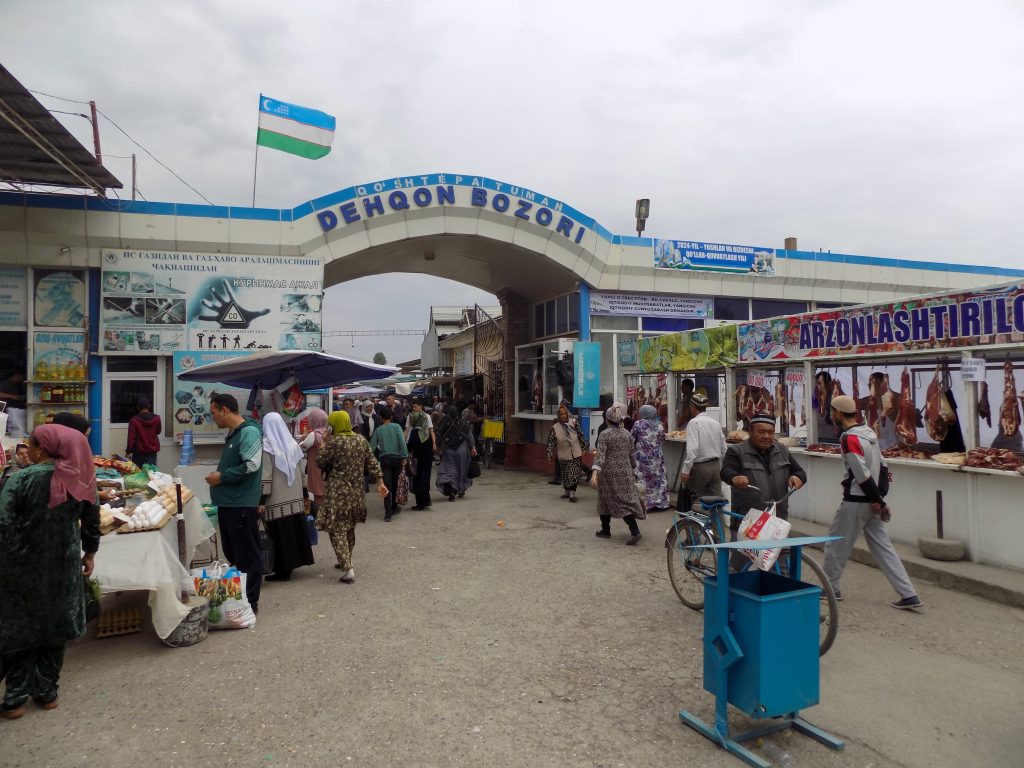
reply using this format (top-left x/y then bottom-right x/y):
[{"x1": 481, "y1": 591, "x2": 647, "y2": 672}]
[{"x1": 3, "y1": 468, "x2": 1023, "y2": 768}]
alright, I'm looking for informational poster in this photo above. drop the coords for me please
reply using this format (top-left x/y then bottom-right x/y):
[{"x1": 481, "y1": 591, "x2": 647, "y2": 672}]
[
  {"x1": 590, "y1": 291, "x2": 713, "y2": 319},
  {"x1": 961, "y1": 358, "x2": 986, "y2": 382},
  {"x1": 171, "y1": 351, "x2": 252, "y2": 440},
  {"x1": 736, "y1": 279, "x2": 1024, "y2": 363},
  {"x1": 32, "y1": 331, "x2": 86, "y2": 380},
  {"x1": 453, "y1": 344, "x2": 473, "y2": 376},
  {"x1": 653, "y1": 239, "x2": 775, "y2": 276},
  {"x1": 100, "y1": 249, "x2": 323, "y2": 355},
  {"x1": 34, "y1": 269, "x2": 86, "y2": 327},
  {"x1": 572, "y1": 342, "x2": 601, "y2": 408},
  {"x1": 617, "y1": 339, "x2": 637, "y2": 366},
  {"x1": 0, "y1": 267, "x2": 27, "y2": 327}
]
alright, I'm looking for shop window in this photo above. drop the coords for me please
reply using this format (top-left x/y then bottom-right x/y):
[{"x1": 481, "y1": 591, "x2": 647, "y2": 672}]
[
  {"x1": 592, "y1": 315, "x2": 640, "y2": 331},
  {"x1": 641, "y1": 317, "x2": 702, "y2": 332},
  {"x1": 556, "y1": 295, "x2": 569, "y2": 335},
  {"x1": 534, "y1": 304, "x2": 545, "y2": 339},
  {"x1": 715, "y1": 297, "x2": 749, "y2": 321},
  {"x1": 109, "y1": 380, "x2": 155, "y2": 424},
  {"x1": 106, "y1": 356, "x2": 158, "y2": 373},
  {"x1": 752, "y1": 299, "x2": 808, "y2": 320},
  {"x1": 545, "y1": 301, "x2": 556, "y2": 338},
  {"x1": 815, "y1": 301, "x2": 848, "y2": 310},
  {"x1": 568, "y1": 292, "x2": 580, "y2": 332}
]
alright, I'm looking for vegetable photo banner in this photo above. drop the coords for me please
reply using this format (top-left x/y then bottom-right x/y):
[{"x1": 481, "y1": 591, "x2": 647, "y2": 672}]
[{"x1": 636, "y1": 325, "x2": 738, "y2": 373}]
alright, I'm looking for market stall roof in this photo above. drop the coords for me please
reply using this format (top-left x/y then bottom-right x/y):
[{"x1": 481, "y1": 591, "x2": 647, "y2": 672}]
[
  {"x1": 335, "y1": 385, "x2": 386, "y2": 396},
  {"x1": 0, "y1": 63, "x2": 122, "y2": 194},
  {"x1": 178, "y1": 350, "x2": 397, "y2": 390}
]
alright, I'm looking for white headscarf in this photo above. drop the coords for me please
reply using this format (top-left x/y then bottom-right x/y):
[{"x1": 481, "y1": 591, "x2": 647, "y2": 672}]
[{"x1": 262, "y1": 412, "x2": 304, "y2": 486}]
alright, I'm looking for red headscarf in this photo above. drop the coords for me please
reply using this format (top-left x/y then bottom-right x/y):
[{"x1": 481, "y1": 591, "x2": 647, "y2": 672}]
[{"x1": 33, "y1": 424, "x2": 97, "y2": 509}]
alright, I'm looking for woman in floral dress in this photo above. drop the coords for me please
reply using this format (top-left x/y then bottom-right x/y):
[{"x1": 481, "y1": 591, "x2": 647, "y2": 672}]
[
  {"x1": 630, "y1": 404, "x2": 671, "y2": 512},
  {"x1": 315, "y1": 411, "x2": 386, "y2": 584}
]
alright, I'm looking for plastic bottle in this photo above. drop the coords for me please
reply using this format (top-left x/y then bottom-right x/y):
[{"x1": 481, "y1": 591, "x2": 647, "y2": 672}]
[{"x1": 760, "y1": 743, "x2": 792, "y2": 766}]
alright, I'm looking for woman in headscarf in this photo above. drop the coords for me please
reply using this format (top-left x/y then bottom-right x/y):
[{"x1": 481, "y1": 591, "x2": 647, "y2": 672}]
[
  {"x1": 435, "y1": 406, "x2": 477, "y2": 501},
  {"x1": 404, "y1": 398, "x2": 437, "y2": 510},
  {"x1": 0, "y1": 424, "x2": 99, "y2": 718},
  {"x1": 259, "y1": 412, "x2": 314, "y2": 582},
  {"x1": 298, "y1": 408, "x2": 329, "y2": 513},
  {"x1": 0, "y1": 443, "x2": 31, "y2": 492},
  {"x1": 316, "y1": 411, "x2": 386, "y2": 584},
  {"x1": 630, "y1": 404, "x2": 671, "y2": 512},
  {"x1": 546, "y1": 404, "x2": 588, "y2": 502},
  {"x1": 589, "y1": 403, "x2": 645, "y2": 544}
]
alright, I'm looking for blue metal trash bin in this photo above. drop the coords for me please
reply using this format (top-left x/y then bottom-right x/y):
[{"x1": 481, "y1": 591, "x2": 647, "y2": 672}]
[{"x1": 704, "y1": 569, "x2": 821, "y2": 718}]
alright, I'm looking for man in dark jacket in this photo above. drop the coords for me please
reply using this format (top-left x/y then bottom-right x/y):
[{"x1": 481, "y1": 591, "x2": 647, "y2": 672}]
[
  {"x1": 126, "y1": 397, "x2": 162, "y2": 467},
  {"x1": 720, "y1": 413, "x2": 806, "y2": 540}
]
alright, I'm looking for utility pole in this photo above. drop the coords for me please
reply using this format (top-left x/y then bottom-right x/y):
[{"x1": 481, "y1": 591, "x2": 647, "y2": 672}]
[
  {"x1": 131, "y1": 153, "x2": 137, "y2": 200},
  {"x1": 89, "y1": 100, "x2": 102, "y2": 165}
]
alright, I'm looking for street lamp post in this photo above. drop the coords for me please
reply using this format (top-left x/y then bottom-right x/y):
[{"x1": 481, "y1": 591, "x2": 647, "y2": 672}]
[{"x1": 635, "y1": 198, "x2": 650, "y2": 238}]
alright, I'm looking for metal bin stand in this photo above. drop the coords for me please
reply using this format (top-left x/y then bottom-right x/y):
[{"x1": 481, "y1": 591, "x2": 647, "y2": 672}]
[{"x1": 679, "y1": 536, "x2": 845, "y2": 767}]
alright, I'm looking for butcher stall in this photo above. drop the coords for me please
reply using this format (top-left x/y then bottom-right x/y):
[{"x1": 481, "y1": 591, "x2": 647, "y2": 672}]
[{"x1": 732, "y1": 278, "x2": 1024, "y2": 570}]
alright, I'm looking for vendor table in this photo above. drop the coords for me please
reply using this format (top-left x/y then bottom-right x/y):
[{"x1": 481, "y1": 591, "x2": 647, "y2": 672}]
[{"x1": 92, "y1": 495, "x2": 215, "y2": 639}]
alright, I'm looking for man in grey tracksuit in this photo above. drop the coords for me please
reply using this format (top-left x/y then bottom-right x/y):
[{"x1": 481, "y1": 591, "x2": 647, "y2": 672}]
[{"x1": 823, "y1": 395, "x2": 923, "y2": 609}]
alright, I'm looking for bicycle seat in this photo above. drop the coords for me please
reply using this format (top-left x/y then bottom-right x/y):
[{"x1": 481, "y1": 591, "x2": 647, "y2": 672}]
[{"x1": 699, "y1": 496, "x2": 729, "y2": 510}]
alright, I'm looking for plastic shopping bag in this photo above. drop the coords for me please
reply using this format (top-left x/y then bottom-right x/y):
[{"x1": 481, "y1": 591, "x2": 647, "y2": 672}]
[
  {"x1": 737, "y1": 507, "x2": 792, "y2": 571},
  {"x1": 396, "y1": 460, "x2": 410, "y2": 505},
  {"x1": 191, "y1": 563, "x2": 256, "y2": 629}
]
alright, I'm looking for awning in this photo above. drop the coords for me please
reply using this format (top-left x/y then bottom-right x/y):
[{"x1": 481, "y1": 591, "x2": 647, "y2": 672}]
[{"x1": 0, "y1": 64, "x2": 122, "y2": 194}]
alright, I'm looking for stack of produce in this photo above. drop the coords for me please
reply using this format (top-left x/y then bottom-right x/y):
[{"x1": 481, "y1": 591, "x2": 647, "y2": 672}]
[{"x1": 118, "y1": 484, "x2": 194, "y2": 533}]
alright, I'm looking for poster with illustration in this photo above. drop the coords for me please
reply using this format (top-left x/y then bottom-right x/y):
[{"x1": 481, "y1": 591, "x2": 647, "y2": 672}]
[
  {"x1": 100, "y1": 249, "x2": 322, "y2": 355},
  {"x1": 34, "y1": 269, "x2": 86, "y2": 327},
  {"x1": 171, "y1": 351, "x2": 252, "y2": 440},
  {"x1": 0, "y1": 267, "x2": 28, "y2": 327}
]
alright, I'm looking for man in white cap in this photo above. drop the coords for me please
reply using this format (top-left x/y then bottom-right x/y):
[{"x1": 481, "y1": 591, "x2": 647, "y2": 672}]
[{"x1": 823, "y1": 394, "x2": 923, "y2": 609}]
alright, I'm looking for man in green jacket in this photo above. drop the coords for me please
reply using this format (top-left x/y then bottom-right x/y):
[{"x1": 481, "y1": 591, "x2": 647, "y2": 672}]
[{"x1": 205, "y1": 394, "x2": 264, "y2": 612}]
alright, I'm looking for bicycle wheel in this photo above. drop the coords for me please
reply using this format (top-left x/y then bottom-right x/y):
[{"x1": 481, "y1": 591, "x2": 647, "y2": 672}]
[
  {"x1": 483, "y1": 440, "x2": 493, "y2": 469},
  {"x1": 796, "y1": 551, "x2": 839, "y2": 657},
  {"x1": 666, "y1": 520, "x2": 717, "y2": 610}
]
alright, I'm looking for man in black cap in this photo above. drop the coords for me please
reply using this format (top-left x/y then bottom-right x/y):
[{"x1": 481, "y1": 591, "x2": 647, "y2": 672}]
[
  {"x1": 679, "y1": 393, "x2": 727, "y2": 510},
  {"x1": 721, "y1": 413, "x2": 806, "y2": 541}
]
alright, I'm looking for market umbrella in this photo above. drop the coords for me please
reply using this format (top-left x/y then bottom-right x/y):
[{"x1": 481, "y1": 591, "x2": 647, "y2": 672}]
[
  {"x1": 178, "y1": 350, "x2": 397, "y2": 390},
  {"x1": 336, "y1": 384, "x2": 386, "y2": 396}
]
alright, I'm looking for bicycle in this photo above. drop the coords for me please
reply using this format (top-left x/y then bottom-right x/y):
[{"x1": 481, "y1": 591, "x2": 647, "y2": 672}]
[{"x1": 665, "y1": 487, "x2": 839, "y2": 656}]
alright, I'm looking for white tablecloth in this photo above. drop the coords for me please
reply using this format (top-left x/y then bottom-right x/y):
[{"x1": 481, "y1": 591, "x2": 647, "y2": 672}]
[{"x1": 92, "y1": 497, "x2": 215, "y2": 639}]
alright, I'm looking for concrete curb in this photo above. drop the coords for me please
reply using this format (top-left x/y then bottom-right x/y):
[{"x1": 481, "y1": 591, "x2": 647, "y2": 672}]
[{"x1": 790, "y1": 522, "x2": 1024, "y2": 610}]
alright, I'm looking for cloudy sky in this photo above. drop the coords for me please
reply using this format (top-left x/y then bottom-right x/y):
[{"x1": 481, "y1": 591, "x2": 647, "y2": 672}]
[{"x1": 3, "y1": 1, "x2": 1023, "y2": 362}]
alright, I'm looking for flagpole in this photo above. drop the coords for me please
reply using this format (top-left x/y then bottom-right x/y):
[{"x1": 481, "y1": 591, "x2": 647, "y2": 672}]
[{"x1": 252, "y1": 93, "x2": 261, "y2": 207}]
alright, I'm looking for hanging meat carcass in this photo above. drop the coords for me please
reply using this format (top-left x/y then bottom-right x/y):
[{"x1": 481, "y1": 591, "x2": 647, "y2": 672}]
[
  {"x1": 999, "y1": 361, "x2": 1020, "y2": 437},
  {"x1": 895, "y1": 367, "x2": 918, "y2": 446},
  {"x1": 735, "y1": 384, "x2": 776, "y2": 424},
  {"x1": 978, "y1": 381, "x2": 992, "y2": 428},
  {"x1": 774, "y1": 381, "x2": 787, "y2": 428},
  {"x1": 925, "y1": 367, "x2": 950, "y2": 441}
]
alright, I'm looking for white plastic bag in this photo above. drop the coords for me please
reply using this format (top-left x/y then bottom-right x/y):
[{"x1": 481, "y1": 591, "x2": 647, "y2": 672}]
[
  {"x1": 191, "y1": 562, "x2": 256, "y2": 629},
  {"x1": 737, "y1": 506, "x2": 792, "y2": 571}
]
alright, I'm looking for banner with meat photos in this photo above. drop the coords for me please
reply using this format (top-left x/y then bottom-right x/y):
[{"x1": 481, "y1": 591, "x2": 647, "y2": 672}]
[{"x1": 737, "y1": 279, "x2": 1024, "y2": 363}]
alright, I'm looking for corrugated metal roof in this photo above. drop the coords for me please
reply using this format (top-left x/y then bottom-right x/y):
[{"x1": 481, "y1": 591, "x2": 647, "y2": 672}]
[{"x1": 0, "y1": 63, "x2": 122, "y2": 193}]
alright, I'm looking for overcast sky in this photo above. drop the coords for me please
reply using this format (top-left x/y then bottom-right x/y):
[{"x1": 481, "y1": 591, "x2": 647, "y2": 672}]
[{"x1": 3, "y1": 1, "x2": 1023, "y2": 362}]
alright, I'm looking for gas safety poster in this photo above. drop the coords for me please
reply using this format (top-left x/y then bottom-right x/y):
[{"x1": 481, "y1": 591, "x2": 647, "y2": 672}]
[{"x1": 99, "y1": 249, "x2": 323, "y2": 354}]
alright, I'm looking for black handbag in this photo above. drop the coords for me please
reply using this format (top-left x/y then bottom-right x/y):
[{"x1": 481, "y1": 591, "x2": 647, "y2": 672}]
[
  {"x1": 258, "y1": 520, "x2": 275, "y2": 575},
  {"x1": 467, "y1": 456, "x2": 482, "y2": 479}
]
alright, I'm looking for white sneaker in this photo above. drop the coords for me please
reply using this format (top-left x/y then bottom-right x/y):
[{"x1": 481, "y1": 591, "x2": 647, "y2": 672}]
[{"x1": 339, "y1": 569, "x2": 355, "y2": 584}]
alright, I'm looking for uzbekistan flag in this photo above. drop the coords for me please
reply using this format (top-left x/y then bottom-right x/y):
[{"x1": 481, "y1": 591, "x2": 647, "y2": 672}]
[{"x1": 257, "y1": 96, "x2": 335, "y2": 159}]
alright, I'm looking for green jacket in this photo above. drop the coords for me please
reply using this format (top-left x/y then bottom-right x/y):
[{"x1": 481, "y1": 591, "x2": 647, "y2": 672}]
[{"x1": 211, "y1": 419, "x2": 263, "y2": 508}]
